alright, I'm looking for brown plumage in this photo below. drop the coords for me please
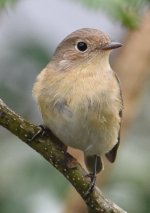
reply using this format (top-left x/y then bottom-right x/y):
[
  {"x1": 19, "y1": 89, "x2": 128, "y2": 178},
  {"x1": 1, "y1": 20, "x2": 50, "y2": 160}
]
[{"x1": 33, "y1": 28, "x2": 123, "y2": 189}]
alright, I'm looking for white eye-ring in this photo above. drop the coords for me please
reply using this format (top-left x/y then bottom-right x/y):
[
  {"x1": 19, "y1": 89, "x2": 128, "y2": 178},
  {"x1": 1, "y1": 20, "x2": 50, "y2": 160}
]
[{"x1": 75, "y1": 41, "x2": 88, "y2": 52}]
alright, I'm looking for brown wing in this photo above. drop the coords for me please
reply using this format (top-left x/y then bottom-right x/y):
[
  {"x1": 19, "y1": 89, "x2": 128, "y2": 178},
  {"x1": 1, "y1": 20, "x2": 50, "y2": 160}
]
[
  {"x1": 105, "y1": 72, "x2": 123, "y2": 163},
  {"x1": 105, "y1": 110, "x2": 122, "y2": 163}
]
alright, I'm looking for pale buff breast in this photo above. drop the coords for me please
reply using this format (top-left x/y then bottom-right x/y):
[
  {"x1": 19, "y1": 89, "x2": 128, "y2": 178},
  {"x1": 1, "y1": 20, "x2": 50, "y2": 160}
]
[{"x1": 33, "y1": 63, "x2": 122, "y2": 155}]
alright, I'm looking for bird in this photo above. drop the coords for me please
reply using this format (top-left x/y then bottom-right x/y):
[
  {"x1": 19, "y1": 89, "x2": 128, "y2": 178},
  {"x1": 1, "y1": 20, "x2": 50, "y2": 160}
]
[{"x1": 32, "y1": 28, "x2": 123, "y2": 196}]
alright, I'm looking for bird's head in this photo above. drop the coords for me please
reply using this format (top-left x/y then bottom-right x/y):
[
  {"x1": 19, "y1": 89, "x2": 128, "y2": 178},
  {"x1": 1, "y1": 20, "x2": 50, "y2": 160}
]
[{"x1": 51, "y1": 28, "x2": 122, "y2": 71}]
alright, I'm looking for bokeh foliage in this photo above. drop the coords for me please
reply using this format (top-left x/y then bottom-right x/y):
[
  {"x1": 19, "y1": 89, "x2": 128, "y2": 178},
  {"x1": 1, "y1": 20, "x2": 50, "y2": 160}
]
[
  {"x1": 0, "y1": 0, "x2": 18, "y2": 8},
  {"x1": 76, "y1": 0, "x2": 150, "y2": 29}
]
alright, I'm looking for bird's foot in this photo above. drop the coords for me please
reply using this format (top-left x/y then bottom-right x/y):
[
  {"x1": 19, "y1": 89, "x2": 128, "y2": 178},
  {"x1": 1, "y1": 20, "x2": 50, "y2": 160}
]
[
  {"x1": 84, "y1": 155, "x2": 98, "y2": 198},
  {"x1": 84, "y1": 172, "x2": 97, "y2": 198},
  {"x1": 85, "y1": 173, "x2": 94, "y2": 179},
  {"x1": 29, "y1": 125, "x2": 49, "y2": 141}
]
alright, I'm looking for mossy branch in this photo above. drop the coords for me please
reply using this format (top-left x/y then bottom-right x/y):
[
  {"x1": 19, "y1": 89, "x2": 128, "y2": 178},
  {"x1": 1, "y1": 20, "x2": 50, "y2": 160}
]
[{"x1": 0, "y1": 98, "x2": 127, "y2": 213}]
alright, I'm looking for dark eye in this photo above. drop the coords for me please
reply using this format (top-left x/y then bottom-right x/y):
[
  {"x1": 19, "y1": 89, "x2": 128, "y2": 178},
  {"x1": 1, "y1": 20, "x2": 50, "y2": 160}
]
[{"x1": 76, "y1": 42, "x2": 88, "y2": 52}]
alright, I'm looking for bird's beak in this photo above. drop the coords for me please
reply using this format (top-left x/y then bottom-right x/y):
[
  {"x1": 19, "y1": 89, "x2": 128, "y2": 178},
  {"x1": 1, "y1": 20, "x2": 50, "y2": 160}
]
[{"x1": 101, "y1": 42, "x2": 122, "y2": 50}]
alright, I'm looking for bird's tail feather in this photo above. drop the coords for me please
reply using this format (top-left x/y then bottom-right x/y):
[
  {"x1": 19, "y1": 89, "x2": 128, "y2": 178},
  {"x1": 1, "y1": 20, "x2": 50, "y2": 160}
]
[{"x1": 84, "y1": 154, "x2": 103, "y2": 174}]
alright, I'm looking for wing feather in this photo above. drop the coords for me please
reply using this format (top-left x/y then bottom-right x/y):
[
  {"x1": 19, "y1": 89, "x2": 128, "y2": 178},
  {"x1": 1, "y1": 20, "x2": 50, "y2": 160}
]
[{"x1": 105, "y1": 72, "x2": 123, "y2": 163}]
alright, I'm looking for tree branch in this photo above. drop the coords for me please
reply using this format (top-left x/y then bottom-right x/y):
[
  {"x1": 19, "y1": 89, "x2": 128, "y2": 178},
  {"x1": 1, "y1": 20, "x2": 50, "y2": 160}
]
[{"x1": 0, "y1": 98, "x2": 127, "y2": 213}]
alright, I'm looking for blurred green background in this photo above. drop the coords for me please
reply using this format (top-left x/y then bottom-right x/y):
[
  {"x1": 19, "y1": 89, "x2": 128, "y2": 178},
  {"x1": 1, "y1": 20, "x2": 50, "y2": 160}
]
[{"x1": 0, "y1": 0, "x2": 150, "y2": 212}]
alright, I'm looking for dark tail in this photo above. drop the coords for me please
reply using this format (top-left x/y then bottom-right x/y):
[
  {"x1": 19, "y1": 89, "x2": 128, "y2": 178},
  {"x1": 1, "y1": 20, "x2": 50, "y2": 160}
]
[{"x1": 84, "y1": 154, "x2": 103, "y2": 174}]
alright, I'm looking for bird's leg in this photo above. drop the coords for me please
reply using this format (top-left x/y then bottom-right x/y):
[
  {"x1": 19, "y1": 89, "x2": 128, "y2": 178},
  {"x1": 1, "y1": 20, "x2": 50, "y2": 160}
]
[
  {"x1": 84, "y1": 155, "x2": 98, "y2": 198},
  {"x1": 29, "y1": 125, "x2": 49, "y2": 141}
]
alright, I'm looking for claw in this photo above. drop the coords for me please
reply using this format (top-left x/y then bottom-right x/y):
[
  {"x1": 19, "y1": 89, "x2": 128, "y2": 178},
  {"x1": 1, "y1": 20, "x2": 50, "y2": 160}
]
[
  {"x1": 85, "y1": 173, "x2": 94, "y2": 179},
  {"x1": 29, "y1": 125, "x2": 49, "y2": 141},
  {"x1": 84, "y1": 155, "x2": 98, "y2": 198},
  {"x1": 84, "y1": 173, "x2": 96, "y2": 198}
]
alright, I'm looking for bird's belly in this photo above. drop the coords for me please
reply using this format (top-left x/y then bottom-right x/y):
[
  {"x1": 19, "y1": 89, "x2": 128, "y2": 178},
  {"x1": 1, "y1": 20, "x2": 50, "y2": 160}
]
[{"x1": 43, "y1": 105, "x2": 119, "y2": 156}]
